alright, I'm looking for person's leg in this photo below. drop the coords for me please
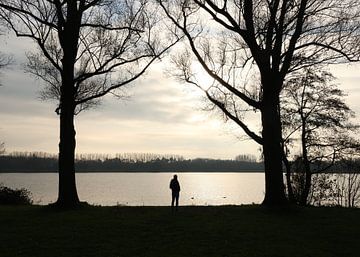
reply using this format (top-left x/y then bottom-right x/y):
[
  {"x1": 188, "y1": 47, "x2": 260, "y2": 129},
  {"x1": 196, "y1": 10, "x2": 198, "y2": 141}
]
[
  {"x1": 175, "y1": 194, "x2": 179, "y2": 209},
  {"x1": 171, "y1": 192, "x2": 175, "y2": 209}
]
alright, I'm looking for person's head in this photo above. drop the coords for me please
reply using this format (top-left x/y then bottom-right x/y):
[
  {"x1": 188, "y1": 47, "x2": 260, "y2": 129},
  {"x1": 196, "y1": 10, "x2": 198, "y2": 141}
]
[{"x1": 173, "y1": 174, "x2": 177, "y2": 180}]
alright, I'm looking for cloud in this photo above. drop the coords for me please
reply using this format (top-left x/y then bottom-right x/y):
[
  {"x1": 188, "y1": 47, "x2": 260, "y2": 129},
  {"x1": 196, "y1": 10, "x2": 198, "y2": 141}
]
[
  {"x1": 73, "y1": 63, "x2": 262, "y2": 158},
  {"x1": 331, "y1": 64, "x2": 360, "y2": 115},
  {"x1": 1, "y1": 37, "x2": 359, "y2": 159},
  {"x1": 0, "y1": 58, "x2": 261, "y2": 158}
]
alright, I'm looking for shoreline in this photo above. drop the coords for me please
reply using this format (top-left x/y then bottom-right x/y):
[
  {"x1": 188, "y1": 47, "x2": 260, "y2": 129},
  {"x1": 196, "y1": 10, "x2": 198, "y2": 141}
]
[
  {"x1": 2, "y1": 170, "x2": 359, "y2": 173},
  {"x1": 0, "y1": 170, "x2": 265, "y2": 173}
]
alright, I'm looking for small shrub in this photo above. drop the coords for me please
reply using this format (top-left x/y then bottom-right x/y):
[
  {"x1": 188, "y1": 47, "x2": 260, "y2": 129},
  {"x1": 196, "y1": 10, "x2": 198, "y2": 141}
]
[{"x1": 0, "y1": 184, "x2": 33, "y2": 205}]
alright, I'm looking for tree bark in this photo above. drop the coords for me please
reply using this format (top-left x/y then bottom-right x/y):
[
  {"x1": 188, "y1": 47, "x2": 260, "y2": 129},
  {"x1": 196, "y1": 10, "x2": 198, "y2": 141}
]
[
  {"x1": 56, "y1": 55, "x2": 80, "y2": 207},
  {"x1": 56, "y1": 94, "x2": 80, "y2": 206},
  {"x1": 261, "y1": 84, "x2": 288, "y2": 206},
  {"x1": 55, "y1": 2, "x2": 81, "y2": 207}
]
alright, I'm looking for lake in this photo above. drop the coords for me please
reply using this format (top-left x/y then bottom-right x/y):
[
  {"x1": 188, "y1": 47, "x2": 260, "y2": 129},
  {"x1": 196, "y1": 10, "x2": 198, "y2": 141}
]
[{"x1": 0, "y1": 172, "x2": 265, "y2": 206}]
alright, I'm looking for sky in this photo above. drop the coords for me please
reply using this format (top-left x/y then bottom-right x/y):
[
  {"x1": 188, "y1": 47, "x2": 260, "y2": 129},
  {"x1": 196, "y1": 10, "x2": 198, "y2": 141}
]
[{"x1": 0, "y1": 36, "x2": 359, "y2": 160}]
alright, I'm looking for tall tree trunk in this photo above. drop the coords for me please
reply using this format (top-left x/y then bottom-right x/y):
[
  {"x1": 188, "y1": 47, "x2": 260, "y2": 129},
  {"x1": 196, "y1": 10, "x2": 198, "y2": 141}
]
[
  {"x1": 56, "y1": 66, "x2": 79, "y2": 207},
  {"x1": 261, "y1": 90, "x2": 288, "y2": 206},
  {"x1": 280, "y1": 101, "x2": 295, "y2": 203},
  {"x1": 299, "y1": 118, "x2": 311, "y2": 206},
  {"x1": 55, "y1": 2, "x2": 81, "y2": 207},
  {"x1": 56, "y1": 94, "x2": 80, "y2": 206},
  {"x1": 299, "y1": 160, "x2": 311, "y2": 205}
]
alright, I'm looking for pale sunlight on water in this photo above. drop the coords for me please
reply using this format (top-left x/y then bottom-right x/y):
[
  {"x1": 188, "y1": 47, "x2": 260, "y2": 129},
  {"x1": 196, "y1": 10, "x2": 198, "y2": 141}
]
[{"x1": 0, "y1": 172, "x2": 265, "y2": 206}]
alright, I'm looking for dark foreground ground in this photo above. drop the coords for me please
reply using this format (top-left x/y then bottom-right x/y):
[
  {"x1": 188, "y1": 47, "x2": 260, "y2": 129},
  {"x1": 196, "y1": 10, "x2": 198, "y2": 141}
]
[{"x1": 0, "y1": 205, "x2": 359, "y2": 257}]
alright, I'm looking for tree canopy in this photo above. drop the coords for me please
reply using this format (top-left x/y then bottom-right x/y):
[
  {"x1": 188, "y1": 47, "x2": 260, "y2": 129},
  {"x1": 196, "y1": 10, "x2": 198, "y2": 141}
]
[
  {"x1": 159, "y1": 0, "x2": 360, "y2": 205},
  {"x1": 0, "y1": 0, "x2": 178, "y2": 206}
]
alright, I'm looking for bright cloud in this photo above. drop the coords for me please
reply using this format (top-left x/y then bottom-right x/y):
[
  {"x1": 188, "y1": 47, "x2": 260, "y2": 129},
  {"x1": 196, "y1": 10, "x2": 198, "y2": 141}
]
[{"x1": 0, "y1": 36, "x2": 359, "y2": 160}]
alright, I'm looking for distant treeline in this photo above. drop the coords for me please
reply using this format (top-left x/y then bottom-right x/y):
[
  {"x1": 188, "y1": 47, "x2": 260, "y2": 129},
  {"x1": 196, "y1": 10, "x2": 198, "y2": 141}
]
[
  {"x1": 0, "y1": 152, "x2": 263, "y2": 172},
  {"x1": 0, "y1": 152, "x2": 359, "y2": 173}
]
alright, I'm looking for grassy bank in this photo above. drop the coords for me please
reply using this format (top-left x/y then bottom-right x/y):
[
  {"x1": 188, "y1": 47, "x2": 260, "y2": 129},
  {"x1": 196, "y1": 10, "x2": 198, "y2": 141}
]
[{"x1": 0, "y1": 205, "x2": 359, "y2": 257}]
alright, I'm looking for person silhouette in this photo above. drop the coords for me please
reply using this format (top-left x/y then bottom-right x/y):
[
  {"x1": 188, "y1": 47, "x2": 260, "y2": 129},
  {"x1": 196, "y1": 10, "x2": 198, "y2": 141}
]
[{"x1": 169, "y1": 174, "x2": 180, "y2": 211}]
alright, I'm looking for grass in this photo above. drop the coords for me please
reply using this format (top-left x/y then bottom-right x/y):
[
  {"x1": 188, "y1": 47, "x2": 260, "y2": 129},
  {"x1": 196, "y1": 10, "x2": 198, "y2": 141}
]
[{"x1": 0, "y1": 205, "x2": 359, "y2": 257}]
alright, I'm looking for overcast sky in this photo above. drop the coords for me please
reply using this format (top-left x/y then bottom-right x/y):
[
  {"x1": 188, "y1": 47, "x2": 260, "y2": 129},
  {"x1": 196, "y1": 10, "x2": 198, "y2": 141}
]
[{"x1": 0, "y1": 36, "x2": 359, "y2": 160}]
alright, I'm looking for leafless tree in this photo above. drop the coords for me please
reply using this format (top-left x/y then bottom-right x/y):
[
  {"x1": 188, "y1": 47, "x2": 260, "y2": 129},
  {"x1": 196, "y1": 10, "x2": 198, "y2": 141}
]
[
  {"x1": 0, "y1": 0, "x2": 177, "y2": 206},
  {"x1": 333, "y1": 159, "x2": 360, "y2": 208},
  {"x1": 281, "y1": 68, "x2": 360, "y2": 205},
  {"x1": 158, "y1": 0, "x2": 360, "y2": 205},
  {"x1": 308, "y1": 173, "x2": 338, "y2": 207},
  {"x1": 334, "y1": 173, "x2": 360, "y2": 208},
  {"x1": 235, "y1": 154, "x2": 257, "y2": 162}
]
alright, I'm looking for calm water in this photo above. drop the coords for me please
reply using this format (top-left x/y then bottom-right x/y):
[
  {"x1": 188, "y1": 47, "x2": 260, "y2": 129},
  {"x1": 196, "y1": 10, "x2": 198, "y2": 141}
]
[{"x1": 0, "y1": 172, "x2": 265, "y2": 206}]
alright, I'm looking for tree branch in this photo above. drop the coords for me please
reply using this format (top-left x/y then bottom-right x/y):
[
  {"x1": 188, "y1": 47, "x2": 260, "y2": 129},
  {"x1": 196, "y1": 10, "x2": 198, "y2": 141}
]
[{"x1": 159, "y1": 0, "x2": 261, "y2": 109}]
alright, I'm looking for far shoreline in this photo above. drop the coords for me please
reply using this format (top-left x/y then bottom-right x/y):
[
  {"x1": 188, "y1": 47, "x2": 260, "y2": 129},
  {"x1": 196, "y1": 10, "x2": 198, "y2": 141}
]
[
  {"x1": 0, "y1": 170, "x2": 265, "y2": 173},
  {"x1": 1, "y1": 170, "x2": 359, "y2": 174}
]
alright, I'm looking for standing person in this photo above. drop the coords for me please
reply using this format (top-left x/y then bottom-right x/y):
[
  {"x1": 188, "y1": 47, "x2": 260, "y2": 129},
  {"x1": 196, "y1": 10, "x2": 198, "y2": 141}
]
[{"x1": 169, "y1": 174, "x2": 180, "y2": 211}]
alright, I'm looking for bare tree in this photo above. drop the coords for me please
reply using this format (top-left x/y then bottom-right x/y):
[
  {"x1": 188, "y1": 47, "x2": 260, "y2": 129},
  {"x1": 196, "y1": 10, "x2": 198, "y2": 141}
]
[
  {"x1": 0, "y1": 0, "x2": 177, "y2": 206},
  {"x1": 305, "y1": 170, "x2": 360, "y2": 208},
  {"x1": 334, "y1": 173, "x2": 360, "y2": 208},
  {"x1": 235, "y1": 154, "x2": 257, "y2": 162},
  {"x1": 159, "y1": 0, "x2": 360, "y2": 205},
  {"x1": 308, "y1": 173, "x2": 338, "y2": 206},
  {"x1": 333, "y1": 159, "x2": 360, "y2": 208},
  {"x1": 281, "y1": 68, "x2": 360, "y2": 205}
]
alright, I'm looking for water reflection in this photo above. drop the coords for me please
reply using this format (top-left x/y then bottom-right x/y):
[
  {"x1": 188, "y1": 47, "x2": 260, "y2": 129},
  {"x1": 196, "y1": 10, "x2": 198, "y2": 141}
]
[{"x1": 0, "y1": 172, "x2": 265, "y2": 206}]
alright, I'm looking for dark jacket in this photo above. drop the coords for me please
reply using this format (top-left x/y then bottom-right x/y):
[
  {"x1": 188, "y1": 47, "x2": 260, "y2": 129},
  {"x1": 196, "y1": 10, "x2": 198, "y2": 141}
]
[{"x1": 170, "y1": 179, "x2": 180, "y2": 193}]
